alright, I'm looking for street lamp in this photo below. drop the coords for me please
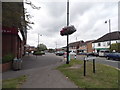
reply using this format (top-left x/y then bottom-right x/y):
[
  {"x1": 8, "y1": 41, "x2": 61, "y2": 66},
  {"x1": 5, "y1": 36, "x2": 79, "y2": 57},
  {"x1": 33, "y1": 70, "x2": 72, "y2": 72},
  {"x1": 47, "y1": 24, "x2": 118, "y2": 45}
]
[
  {"x1": 66, "y1": 0, "x2": 69, "y2": 64},
  {"x1": 38, "y1": 34, "x2": 42, "y2": 47},
  {"x1": 105, "y1": 19, "x2": 111, "y2": 49},
  {"x1": 55, "y1": 42, "x2": 58, "y2": 51}
]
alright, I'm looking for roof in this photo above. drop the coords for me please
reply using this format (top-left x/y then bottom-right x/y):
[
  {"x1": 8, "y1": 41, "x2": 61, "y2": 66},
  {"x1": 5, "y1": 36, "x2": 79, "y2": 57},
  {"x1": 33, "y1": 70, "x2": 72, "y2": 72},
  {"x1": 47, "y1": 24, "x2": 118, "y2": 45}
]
[
  {"x1": 93, "y1": 31, "x2": 120, "y2": 43},
  {"x1": 69, "y1": 40, "x2": 84, "y2": 47},
  {"x1": 80, "y1": 40, "x2": 95, "y2": 46}
]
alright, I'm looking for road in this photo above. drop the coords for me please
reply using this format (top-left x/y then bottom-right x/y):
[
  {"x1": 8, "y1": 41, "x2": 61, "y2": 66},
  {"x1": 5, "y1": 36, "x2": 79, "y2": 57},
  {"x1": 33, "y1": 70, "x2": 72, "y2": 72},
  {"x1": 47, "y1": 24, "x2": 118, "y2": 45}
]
[{"x1": 70, "y1": 55, "x2": 119, "y2": 69}]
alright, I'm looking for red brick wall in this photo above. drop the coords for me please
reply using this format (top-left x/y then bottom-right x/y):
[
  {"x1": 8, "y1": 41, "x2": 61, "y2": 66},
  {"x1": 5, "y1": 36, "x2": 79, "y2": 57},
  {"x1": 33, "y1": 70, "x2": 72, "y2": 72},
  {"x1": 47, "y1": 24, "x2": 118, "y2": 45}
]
[
  {"x1": 87, "y1": 42, "x2": 93, "y2": 53},
  {"x1": 2, "y1": 33, "x2": 17, "y2": 57},
  {"x1": 2, "y1": 62, "x2": 12, "y2": 72}
]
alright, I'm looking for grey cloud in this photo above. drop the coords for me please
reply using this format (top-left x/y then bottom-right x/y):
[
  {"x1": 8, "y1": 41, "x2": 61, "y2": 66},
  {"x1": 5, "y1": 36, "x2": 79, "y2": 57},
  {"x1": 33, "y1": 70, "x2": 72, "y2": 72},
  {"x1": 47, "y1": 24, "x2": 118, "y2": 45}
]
[
  {"x1": 25, "y1": 1, "x2": 118, "y2": 48},
  {"x1": 44, "y1": 2, "x2": 66, "y2": 18}
]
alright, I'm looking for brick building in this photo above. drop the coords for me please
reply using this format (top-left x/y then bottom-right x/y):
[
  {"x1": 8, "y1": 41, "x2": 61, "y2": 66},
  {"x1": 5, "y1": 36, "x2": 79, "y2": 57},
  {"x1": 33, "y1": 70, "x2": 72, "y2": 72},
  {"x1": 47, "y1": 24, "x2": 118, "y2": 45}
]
[
  {"x1": 2, "y1": 1, "x2": 27, "y2": 71},
  {"x1": 79, "y1": 40, "x2": 95, "y2": 53}
]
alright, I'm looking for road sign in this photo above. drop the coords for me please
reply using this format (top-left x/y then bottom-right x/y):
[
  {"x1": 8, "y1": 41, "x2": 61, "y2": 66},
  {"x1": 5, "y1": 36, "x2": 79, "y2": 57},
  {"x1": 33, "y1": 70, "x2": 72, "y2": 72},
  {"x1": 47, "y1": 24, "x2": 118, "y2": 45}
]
[{"x1": 84, "y1": 57, "x2": 97, "y2": 60}]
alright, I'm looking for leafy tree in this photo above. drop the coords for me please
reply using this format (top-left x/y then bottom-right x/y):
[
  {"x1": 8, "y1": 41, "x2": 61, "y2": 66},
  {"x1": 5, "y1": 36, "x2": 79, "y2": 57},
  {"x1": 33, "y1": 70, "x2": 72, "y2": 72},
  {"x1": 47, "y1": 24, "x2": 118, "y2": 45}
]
[
  {"x1": 37, "y1": 44, "x2": 47, "y2": 51},
  {"x1": 2, "y1": 0, "x2": 40, "y2": 30},
  {"x1": 110, "y1": 43, "x2": 120, "y2": 52}
]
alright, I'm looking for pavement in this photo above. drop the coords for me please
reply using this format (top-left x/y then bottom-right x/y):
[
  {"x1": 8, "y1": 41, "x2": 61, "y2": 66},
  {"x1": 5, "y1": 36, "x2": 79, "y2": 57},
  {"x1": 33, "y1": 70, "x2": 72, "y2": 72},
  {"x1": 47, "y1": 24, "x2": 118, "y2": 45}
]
[{"x1": 3, "y1": 53, "x2": 78, "y2": 88}]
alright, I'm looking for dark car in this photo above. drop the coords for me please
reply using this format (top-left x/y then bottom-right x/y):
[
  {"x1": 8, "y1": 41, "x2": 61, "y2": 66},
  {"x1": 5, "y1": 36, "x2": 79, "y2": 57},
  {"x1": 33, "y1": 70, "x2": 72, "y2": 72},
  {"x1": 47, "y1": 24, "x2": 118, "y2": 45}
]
[
  {"x1": 87, "y1": 52, "x2": 99, "y2": 57},
  {"x1": 78, "y1": 52, "x2": 87, "y2": 55},
  {"x1": 105, "y1": 53, "x2": 120, "y2": 60},
  {"x1": 56, "y1": 51, "x2": 64, "y2": 56}
]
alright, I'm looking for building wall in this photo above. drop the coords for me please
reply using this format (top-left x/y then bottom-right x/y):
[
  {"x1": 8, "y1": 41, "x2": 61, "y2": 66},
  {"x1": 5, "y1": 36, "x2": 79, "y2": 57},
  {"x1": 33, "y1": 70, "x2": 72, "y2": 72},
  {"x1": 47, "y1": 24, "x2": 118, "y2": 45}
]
[
  {"x1": 92, "y1": 40, "x2": 120, "y2": 53},
  {"x1": 2, "y1": 33, "x2": 17, "y2": 57},
  {"x1": 79, "y1": 45, "x2": 87, "y2": 53},
  {"x1": 2, "y1": 27, "x2": 24, "y2": 59},
  {"x1": 87, "y1": 42, "x2": 93, "y2": 53}
]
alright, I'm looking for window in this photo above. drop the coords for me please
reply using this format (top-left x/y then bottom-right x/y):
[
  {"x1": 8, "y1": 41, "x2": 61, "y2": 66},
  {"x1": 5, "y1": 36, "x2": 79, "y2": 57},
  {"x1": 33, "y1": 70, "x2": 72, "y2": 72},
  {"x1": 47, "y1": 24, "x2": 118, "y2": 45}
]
[
  {"x1": 103, "y1": 42, "x2": 106, "y2": 46},
  {"x1": 107, "y1": 42, "x2": 110, "y2": 46},
  {"x1": 98, "y1": 43, "x2": 101, "y2": 46}
]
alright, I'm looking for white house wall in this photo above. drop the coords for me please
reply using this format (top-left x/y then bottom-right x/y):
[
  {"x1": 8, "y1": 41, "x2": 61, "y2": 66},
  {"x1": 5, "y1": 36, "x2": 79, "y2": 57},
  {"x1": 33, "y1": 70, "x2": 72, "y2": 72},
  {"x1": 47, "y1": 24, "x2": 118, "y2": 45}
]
[{"x1": 92, "y1": 40, "x2": 120, "y2": 52}]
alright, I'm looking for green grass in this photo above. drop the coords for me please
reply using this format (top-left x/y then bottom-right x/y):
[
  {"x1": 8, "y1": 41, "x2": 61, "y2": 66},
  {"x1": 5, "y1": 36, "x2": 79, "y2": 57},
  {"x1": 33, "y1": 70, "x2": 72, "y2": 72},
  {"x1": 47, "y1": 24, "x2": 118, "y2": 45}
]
[
  {"x1": 2, "y1": 75, "x2": 27, "y2": 88},
  {"x1": 57, "y1": 59, "x2": 119, "y2": 88}
]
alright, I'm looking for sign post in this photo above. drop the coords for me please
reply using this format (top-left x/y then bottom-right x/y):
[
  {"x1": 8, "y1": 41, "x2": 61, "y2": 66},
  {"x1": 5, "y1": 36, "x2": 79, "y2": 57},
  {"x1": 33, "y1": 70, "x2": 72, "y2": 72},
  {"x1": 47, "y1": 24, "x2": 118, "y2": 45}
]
[{"x1": 84, "y1": 57, "x2": 96, "y2": 76}]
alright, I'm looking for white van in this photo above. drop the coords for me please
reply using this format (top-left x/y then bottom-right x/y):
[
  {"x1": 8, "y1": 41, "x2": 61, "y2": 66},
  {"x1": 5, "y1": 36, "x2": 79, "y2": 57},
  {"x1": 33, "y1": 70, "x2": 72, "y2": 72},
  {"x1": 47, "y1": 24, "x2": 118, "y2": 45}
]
[{"x1": 99, "y1": 50, "x2": 110, "y2": 57}]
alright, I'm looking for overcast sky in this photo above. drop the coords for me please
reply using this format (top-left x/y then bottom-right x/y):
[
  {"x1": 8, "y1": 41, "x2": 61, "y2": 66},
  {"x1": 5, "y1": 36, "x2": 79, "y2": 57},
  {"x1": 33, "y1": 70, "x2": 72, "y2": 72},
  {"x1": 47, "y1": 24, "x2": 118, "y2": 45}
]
[{"x1": 24, "y1": 0, "x2": 118, "y2": 49}]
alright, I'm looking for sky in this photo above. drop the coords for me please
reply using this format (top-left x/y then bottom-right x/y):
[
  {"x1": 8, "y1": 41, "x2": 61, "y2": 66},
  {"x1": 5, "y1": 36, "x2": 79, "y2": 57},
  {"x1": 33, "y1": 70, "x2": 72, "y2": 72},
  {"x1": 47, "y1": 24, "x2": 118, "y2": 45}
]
[{"x1": 24, "y1": 0, "x2": 119, "y2": 49}]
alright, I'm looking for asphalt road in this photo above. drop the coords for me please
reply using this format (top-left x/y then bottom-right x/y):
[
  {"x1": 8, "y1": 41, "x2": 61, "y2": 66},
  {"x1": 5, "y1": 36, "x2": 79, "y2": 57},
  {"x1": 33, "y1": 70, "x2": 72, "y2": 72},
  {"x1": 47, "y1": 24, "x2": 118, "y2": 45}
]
[{"x1": 70, "y1": 55, "x2": 119, "y2": 69}]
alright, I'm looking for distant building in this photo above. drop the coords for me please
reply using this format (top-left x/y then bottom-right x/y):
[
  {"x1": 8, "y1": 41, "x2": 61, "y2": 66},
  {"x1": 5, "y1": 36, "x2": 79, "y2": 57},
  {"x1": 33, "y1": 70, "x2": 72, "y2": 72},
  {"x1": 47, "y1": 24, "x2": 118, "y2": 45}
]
[
  {"x1": 69, "y1": 40, "x2": 84, "y2": 53},
  {"x1": 78, "y1": 40, "x2": 95, "y2": 53},
  {"x1": 92, "y1": 31, "x2": 120, "y2": 53}
]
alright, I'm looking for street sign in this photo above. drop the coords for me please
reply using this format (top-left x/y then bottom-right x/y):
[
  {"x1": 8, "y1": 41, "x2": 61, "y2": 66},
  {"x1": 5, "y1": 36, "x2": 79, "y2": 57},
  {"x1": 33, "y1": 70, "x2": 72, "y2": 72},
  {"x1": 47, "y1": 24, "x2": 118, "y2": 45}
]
[
  {"x1": 84, "y1": 56, "x2": 96, "y2": 76},
  {"x1": 84, "y1": 56, "x2": 97, "y2": 60}
]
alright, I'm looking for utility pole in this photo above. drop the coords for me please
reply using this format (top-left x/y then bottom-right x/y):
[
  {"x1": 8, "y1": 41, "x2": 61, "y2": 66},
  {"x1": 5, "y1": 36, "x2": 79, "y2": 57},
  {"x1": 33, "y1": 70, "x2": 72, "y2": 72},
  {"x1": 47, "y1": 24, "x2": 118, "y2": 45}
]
[
  {"x1": 105, "y1": 19, "x2": 111, "y2": 49},
  {"x1": 38, "y1": 34, "x2": 42, "y2": 49},
  {"x1": 55, "y1": 42, "x2": 57, "y2": 51},
  {"x1": 109, "y1": 19, "x2": 111, "y2": 48},
  {"x1": 38, "y1": 33, "x2": 39, "y2": 47},
  {"x1": 66, "y1": 0, "x2": 69, "y2": 64}
]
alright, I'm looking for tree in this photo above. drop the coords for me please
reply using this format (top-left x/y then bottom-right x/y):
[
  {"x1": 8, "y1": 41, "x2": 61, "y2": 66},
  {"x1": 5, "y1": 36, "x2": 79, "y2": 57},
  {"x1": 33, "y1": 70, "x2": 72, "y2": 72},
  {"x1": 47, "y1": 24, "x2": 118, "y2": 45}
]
[
  {"x1": 110, "y1": 43, "x2": 120, "y2": 52},
  {"x1": 37, "y1": 44, "x2": 47, "y2": 51},
  {"x1": 2, "y1": 0, "x2": 40, "y2": 30}
]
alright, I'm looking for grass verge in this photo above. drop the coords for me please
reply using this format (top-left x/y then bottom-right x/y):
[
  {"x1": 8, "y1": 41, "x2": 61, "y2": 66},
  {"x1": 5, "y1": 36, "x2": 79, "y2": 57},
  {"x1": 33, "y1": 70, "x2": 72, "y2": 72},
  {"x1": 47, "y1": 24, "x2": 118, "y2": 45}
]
[
  {"x1": 57, "y1": 59, "x2": 119, "y2": 88},
  {"x1": 2, "y1": 75, "x2": 27, "y2": 88}
]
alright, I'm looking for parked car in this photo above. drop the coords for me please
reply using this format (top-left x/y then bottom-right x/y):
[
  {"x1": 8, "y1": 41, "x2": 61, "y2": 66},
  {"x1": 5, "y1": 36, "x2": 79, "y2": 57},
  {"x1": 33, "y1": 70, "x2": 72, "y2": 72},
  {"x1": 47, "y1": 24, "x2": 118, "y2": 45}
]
[
  {"x1": 105, "y1": 53, "x2": 120, "y2": 60},
  {"x1": 87, "y1": 52, "x2": 99, "y2": 57},
  {"x1": 99, "y1": 50, "x2": 110, "y2": 57},
  {"x1": 56, "y1": 51, "x2": 64, "y2": 56},
  {"x1": 78, "y1": 52, "x2": 87, "y2": 55},
  {"x1": 69, "y1": 51, "x2": 76, "y2": 56}
]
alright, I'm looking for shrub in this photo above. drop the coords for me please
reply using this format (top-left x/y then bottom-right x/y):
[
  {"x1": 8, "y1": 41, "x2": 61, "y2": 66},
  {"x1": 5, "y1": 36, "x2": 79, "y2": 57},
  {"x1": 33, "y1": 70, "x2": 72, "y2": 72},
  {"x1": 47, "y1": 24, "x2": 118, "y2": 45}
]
[
  {"x1": 33, "y1": 51, "x2": 44, "y2": 55},
  {"x1": 2, "y1": 54, "x2": 14, "y2": 64}
]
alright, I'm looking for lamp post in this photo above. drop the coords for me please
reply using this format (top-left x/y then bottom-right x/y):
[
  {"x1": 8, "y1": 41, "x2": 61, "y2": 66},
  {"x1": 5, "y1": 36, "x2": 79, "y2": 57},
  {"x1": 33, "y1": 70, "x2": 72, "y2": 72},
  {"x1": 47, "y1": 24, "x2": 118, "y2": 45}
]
[
  {"x1": 105, "y1": 19, "x2": 111, "y2": 49},
  {"x1": 66, "y1": 0, "x2": 69, "y2": 64},
  {"x1": 38, "y1": 34, "x2": 42, "y2": 49}
]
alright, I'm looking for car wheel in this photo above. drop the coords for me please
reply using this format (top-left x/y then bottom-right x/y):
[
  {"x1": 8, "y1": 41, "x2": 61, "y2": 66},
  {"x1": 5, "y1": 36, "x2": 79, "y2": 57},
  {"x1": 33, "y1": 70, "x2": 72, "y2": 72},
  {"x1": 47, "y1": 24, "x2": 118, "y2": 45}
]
[{"x1": 106, "y1": 57, "x2": 110, "y2": 60}]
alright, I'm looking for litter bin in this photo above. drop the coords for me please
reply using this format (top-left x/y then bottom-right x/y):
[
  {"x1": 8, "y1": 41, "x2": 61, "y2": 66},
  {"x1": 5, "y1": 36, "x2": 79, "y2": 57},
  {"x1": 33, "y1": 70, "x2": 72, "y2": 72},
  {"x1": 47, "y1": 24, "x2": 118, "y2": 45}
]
[{"x1": 13, "y1": 58, "x2": 22, "y2": 71}]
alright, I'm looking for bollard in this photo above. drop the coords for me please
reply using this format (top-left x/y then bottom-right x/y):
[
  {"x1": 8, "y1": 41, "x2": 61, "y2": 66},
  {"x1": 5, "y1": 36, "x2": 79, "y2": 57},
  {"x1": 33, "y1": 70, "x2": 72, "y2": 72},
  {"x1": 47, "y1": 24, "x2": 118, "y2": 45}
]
[
  {"x1": 74, "y1": 55, "x2": 76, "y2": 59},
  {"x1": 93, "y1": 59, "x2": 95, "y2": 73},
  {"x1": 84, "y1": 60, "x2": 86, "y2": 76}
]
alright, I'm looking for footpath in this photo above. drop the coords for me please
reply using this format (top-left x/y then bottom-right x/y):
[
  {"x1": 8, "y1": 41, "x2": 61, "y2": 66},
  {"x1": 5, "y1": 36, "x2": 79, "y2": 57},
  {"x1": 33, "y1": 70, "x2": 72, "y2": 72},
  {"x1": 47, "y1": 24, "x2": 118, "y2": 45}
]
[{"x1": 3, "y1": 54, "x2": 78, "y2": 88}]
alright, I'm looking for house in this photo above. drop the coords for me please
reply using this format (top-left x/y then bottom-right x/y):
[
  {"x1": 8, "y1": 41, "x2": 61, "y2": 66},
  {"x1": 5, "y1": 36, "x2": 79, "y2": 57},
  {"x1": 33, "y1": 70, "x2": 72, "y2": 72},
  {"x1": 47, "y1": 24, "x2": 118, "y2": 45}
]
[
  {"x1": 69, "y1": 40, "x2": 84, "y2": 53},
  {"x1": 92, "y1": 31, "x2": 120, "y2": 53},
  {"x1": 78, "y1": 40, "x2": 95, "y2": 53}
]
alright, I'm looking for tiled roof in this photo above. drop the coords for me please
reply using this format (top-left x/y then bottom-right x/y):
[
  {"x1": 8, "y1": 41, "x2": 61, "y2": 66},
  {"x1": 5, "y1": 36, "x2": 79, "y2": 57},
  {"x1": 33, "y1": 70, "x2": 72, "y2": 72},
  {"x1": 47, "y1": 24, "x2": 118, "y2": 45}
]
[
  {"x1": 69, "y1": 40, "x2": 84, "y2": 47},
  {"x1": 93, "y1": 31, "x2": 120, "y2": 43},
  {"x1": 80, "y1": 40, "x2": 95, "y2": 46}
]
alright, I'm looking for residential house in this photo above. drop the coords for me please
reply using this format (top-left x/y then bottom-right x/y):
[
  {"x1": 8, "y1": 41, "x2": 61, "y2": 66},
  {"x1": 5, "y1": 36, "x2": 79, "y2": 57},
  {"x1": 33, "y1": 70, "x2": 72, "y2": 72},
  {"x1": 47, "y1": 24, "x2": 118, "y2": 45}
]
[
  {"x1": 69, "y1": 40, "x2": 84, "y2": 53},
  {"x1": 78, "y1": 40, "x2": 95, "y2": 53},
  {"x1": 92, "y1": 31, "x2": 120, "y2": 53}
]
